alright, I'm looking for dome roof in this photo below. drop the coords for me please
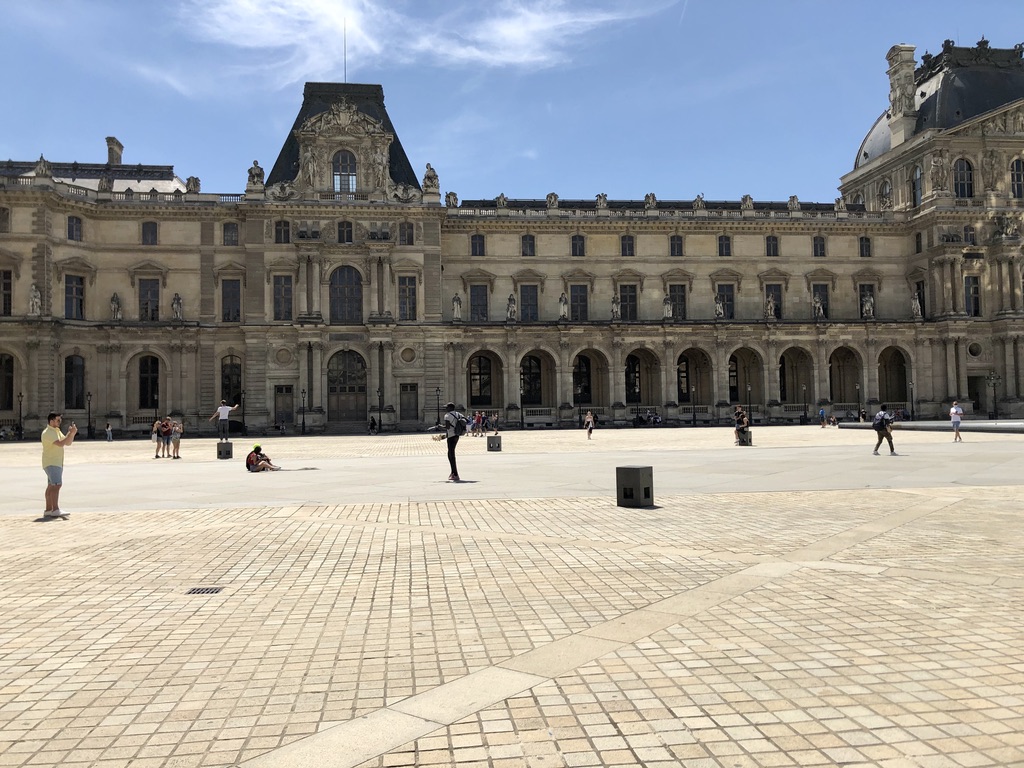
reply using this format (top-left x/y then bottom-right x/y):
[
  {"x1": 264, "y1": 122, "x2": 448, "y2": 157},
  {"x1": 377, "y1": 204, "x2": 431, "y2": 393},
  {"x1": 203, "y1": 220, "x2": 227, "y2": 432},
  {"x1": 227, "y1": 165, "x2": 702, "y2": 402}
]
[{"x1": 854, "y1": 39, "x2": 1024, "y2": 170}]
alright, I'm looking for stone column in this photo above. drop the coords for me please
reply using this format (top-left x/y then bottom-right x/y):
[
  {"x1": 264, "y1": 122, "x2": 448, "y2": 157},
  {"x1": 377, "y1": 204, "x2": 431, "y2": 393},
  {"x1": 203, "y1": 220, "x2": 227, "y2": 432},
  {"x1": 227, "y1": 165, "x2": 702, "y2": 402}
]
[
  {"x1": 559, "y1": 339, "x2": 574, "y2": 405},
  {"x1": 956, "y1": 336, "x2": 969, "y2": 399}
]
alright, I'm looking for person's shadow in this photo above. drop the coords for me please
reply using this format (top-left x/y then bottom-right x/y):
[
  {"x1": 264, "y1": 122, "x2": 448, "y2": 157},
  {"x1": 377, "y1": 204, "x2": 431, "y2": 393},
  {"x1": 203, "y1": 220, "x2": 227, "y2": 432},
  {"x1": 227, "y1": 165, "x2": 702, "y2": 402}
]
[{"x1": 32, "y1": 516, "x2": 66, "y2": 523}]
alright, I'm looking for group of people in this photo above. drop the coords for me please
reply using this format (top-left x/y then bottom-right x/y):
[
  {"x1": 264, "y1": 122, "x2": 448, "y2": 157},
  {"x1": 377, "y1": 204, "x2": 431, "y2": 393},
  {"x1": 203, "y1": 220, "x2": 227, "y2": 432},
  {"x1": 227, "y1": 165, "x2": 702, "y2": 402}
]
[
  {"x1": 468, "y1": 411, "x2": 499, "y2": 437},
  {"x1": 151, "y1": 416, "x2": 185, "y2": 459}
]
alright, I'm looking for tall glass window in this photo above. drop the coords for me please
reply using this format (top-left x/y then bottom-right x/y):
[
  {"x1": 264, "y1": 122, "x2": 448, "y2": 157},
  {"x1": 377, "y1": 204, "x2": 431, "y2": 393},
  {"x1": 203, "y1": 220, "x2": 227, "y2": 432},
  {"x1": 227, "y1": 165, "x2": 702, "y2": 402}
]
[
  {"x1": 911, "y1": 165, "x2": 923, "y2": 206},
  {"x1": 620, "y1": 235, "x2": 635, "y2": 257},
  {"x1": 570, "y1": 285, "x2": 588, "y2": 321},
  {"x1": 813, "y1": 235, "x2": 826, "y2": 258},
  {"x1": 273, "y1": 275, "x2": 292, "y2": 321},
  {"x1": 469, "y1": 285, "x2": 488, "y2": 321},
  {"x1": 572, "y1": 355, "x2": 591, "y2": 404},
  {"x1": 275, "y1": 220, "x2": 290, "y2": 244},
  {"x1": 520, "y1": 355, "x2": 542, "y2": 405},
  {"x1": 717, "y1": 284, "x2": 735, "y2": 319},
  {"x1": 222, "y1": 222, "x2": 239, "y2": 246},
  {"x1": 470, "y1": 234, "x2": 485, "y2": 256},
  {"x1": 1, "y1": 270, "x2": 12, "y2": 316},
  {"x1": 64, "y1": 355, "x2": 85, "y2": 410},
  {"x1": 221, "y1": 355, "x2": 242, "y2": 405},
  {"x1": 329, "y1": 266, "x2": 363, "y2": 324},
  {"x1": 398, "y1": 276, "x2": 417, "y2": 321},
  {"x1": 1012, "y1": 159, "x2": 1024, "y2": 199},
  {"x1": 65, "y1": 275, "x2": 84, "y2": 320},
  {"x1": 625, "y1": 355, "x2": 641, "y2": 404},
  {"x1": 765, "y1": 235, "x2": 779, "y2": 257},
  {"x1": 718, "y1": 235, "x2": 731, "y2": 257},
  {"x1": 859, "y1": 236, "x2": 872, "y2": 258},
  {"x1": 141, "y1": 221, "x2": 158, "y2": 245},
  {"x1": 668, "y1": 284, "x2": 686, "y2": 320},
  {"x1": 669, "y1": 234, "x2": 683, "y2": 257},
  {"x1": 398, "y1": 222, "x2": 414, "y2": 245},
  {"x1": 953, "y1": 158, "x2": 974, "y2": 198},
  {"x1": 521, "y1": 234, "x2": 535, "y2": 257},
  {"x1": 468, "y1": 356, "x2": 492, "y2": 406},
  {"x1": 338, "y1": 221, "x2": 353, "y2": 243},
  {"x1": 571, "y1": 234, "x2": 585, "y2": 257},
  {"x1": 139, "y1": 355, "x2": 159, "y2": 410},
  {"x1": 332, "y1": 150, "x2": 357, "y2": 193},
  {"x1": 519, "y1": 285, "x2": 538, "y2": 321},
  {"x1": 0, "y1": 353, "x2": 12, "y2": 410},
  {"x1": 619, "y1": 285, "x2": 638, "y2": 321},
  {"x1": 222, "y1": 279, "x2": 241, "y2": 322},
  {"x1": 139, "y1": 279, "x2": 160, "y2": 321},
  {"x1": 964, "y1": 276, "x2": 981, "y2": 316},
  {"x1": 67, "y1": 215, "x2": 83, "y2": 241}
]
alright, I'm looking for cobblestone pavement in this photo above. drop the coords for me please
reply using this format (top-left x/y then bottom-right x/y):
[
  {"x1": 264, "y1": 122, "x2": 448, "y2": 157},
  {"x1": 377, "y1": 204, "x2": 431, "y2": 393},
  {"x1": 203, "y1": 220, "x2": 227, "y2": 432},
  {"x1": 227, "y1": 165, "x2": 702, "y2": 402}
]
[{"x1": 0, "y1": 427, "x2": 1022, "y2": 767}]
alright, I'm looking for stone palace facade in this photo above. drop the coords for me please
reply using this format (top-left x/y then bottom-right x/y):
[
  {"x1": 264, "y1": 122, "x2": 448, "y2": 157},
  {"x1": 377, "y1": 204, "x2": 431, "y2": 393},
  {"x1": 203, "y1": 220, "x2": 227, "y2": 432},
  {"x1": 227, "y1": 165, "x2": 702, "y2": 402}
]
[{"x1": 2, "y1": 38, "x2": 1024, "y2": 435}]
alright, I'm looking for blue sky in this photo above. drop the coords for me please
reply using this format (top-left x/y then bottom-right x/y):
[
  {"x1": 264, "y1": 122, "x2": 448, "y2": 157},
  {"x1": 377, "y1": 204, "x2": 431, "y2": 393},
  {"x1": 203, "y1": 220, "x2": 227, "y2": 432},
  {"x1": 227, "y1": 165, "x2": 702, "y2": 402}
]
[{"x1": 3, "y1": 1, "x2": 1023, "y2": 203}]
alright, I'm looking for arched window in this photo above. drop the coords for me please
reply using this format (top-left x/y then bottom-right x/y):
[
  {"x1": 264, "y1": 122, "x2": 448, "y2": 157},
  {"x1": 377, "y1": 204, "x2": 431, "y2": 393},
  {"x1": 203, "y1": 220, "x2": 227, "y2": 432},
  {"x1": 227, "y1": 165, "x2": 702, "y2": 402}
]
[
  {"x1": 878, "y1": 179, "x2": 892, "y2": 208},
  {"x1": 625, "y1": 354, "x2": 641, "y2": 404},
  {"x1": 332, "y1": 150, "x2": 357, "y2": 193},
  {"x1": 520, "y1": 355, "x2": 542, "y2": 406},
  {"x1": 910, "y1": 165, "x2": 923, "y2": 207},
  {"x1": 338, "y1": 221, "x2": 353, "y2": 243},
  {"x1": 139, "y1": 355, "x2": 159, "y2": 410},
  {"x1": 468, "y1": 355, "x2": 492, "y2": 406},
  {"x1": 329, "y1": 266, "x2": 363, "y2": 324},
  {"x1": 1011, "y1": 159, "x2": 1024, "y2": 199},
  {"x1": 953, "y1": 158, "x2": 974, "y2": 198},
  {"x1": 221, "y1": 355, "x2": 242, "y2": 406},
  {"x1": 64, "y1": 355, "x2": 85, "y2": 410},
  {"x1": 572, "y1": 355, "x2": 591, "y2": 405},
  {"x1": 0, "y1": 353, "x2": 12, "y2": 410}
]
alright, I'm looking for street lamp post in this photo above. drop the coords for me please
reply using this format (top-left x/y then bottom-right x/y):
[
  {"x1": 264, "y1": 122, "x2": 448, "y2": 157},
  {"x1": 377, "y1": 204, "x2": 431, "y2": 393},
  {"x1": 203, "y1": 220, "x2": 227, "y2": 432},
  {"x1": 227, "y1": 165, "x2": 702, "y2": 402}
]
[
  {"x1": 986, "y1": 371, "x2": 1002, "y2": 420},
  {"x1": 519, "y1": 384, "x2": 525, "y2": 430},
  {"x1": 691, "y1": 385, "x2": 696, "y2": 427},
  {"x1": 86, "y1": 391, "x2": 93, "y2": 439},
  {"x1": 746, "y1": 383, "x2": 752, "y2": 422},
  {"x1": 153, "y1": 395, "x2": 158, "y2": 423},
  {"x1": 376, "y1": 387, "x2": 383, "y2": 433},
  {"x1": 435, "y1": 386, "x2": 441, "y2": 427},
  {"x1": 908, "y1": 380, "x2": 915, "y2": 421},
  {"x1": 241, "y1": 389, "x2": 246, "y2": 436},
  {"x1": 17, "y1": 391, "x2": 23, "y2": 439},
  {"x1": 300, "y1": 388, "x2": 306, "y2": 435},
  {"x1": 801, "y1": 384, "x2": 807, "y2": 423},
  {"x1": 855, "y1": 382, "x2": 861, "y2": 421}
]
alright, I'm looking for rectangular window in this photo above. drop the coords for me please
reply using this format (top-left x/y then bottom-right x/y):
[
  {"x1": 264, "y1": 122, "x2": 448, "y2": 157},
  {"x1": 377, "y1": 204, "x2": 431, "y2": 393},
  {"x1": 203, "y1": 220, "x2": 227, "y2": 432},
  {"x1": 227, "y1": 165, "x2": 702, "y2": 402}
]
[
  {"x1": 519, "y1": 284, "x2": 538, "y2": 321},
  {"x1": 67, "y1": 216, "x2": 83, "y2": 242},
  {"x1": 142, "y1": 221, "x2": 158, "y2": 246},
  {"x1": 718, "y1": 235, "x2": 731, "y2": 257},
  {"x1": 964, "y1": 276, "x2": 981, "y2": 317},
  {"x1": 469, "y1": 284, "x2": 488, "y2": 321},
  {"x1": 915, "y1": 232, "x2": 922, "y2": 253},
  {"x1": 338, "y1": 221, "x2": 353, "y2": 243},
  {"x1": 859, "y1": 284, "x2": 875, "y2": 319},
  {"x1": 669, "y1": 234, "x2": 683, "y2": 257},
  {"x1": 222, "y1": 279, "x2": 241, "y2": 322},
  {"x1": 222, "y1": 222, "x2": 239, "y2": 246},
  {"x1": 765, "y1": 235, "x2": 779, "y2": 257},
  {"x1": 1012, "y1": 159, "x2": 1024, "y2": 199},
  {"x1": 521, "y1": 234, "x2": 535, "y2": 257},
  {"x1": 813, "y1": 235, "x2": 826, "y2": 258},
  {"x1": 571, "y1": 234, "x2": 585, "y2": 257},
  {"x1": 399, "y1": 222, "x2": 414, "y2": 246},
  {"x1": 275, "y1": 220, "x2": 290, "y2": 244},
  {"x1": 139, "y1": 278, "x2": 160, "y2": 321},
  {"x1": 0, "y1": 269, "x2": 11, "y2": 316},
  {"x1": 620, "y1": 235, "x2": 635, "y2": 257},
  {"x1": 964, "y1": 226, "x2": 976, "y2": 246},
  {"x1": 470, "y1": 234, "x2": 485, "y2": 256},
  {"x1": 812, "y1": 283, "x2": 829, "y2": 319},
  {"x1": 859, "y1": 236, "x2": 872, "y2": 258},
  {"x1": 915, "y1": 280, "x2": 926, "y2": 317},
  {"x1": 0, "y1": 207, "x2": 9, "y2": 233},
  {"x1": 570, "y1": 284, "x2": 588, "y2": 321},
  {"x1": 64, "y1": 275, "x2": 84, "y2": 320},
  {"x1": 717, "y1": 283, "x2": 735, "y2": 319},
  {"x1": 668, "y1": 284, "x2": 686, "y2": 320},
  {"x1": 273, "y1": 275, "x2": 293, "y2": 321},
  {"x1": 398, "y1": 276, "x2": 417, "y2": 321},
  {"x1": 765, "y1": 284, "x2": 782, "y2": 319},
  {"x1": 619, "y1": 284, "x2": 638, "y2": 320}
]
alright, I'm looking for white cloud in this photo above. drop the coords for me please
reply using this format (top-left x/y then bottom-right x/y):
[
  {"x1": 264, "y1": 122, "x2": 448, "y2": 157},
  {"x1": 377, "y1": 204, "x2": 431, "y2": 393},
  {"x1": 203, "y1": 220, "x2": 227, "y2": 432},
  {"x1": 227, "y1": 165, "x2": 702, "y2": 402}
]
[{"x1": 173, "y1": 0, "x2": 670, "y2": 90}]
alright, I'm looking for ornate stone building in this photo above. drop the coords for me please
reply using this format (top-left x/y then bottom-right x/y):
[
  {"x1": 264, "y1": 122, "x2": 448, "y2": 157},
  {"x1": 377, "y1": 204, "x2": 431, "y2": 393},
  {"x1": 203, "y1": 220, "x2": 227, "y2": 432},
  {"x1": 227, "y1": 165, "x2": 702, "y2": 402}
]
[{"x1": 1, "y1": 40, "x2": 1023, "y2": 435}]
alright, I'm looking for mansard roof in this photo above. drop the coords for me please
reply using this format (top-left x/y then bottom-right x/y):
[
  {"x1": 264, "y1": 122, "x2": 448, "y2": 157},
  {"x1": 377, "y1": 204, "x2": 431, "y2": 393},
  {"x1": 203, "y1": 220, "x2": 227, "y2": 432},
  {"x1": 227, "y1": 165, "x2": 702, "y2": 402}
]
[
  {"x1": 266, "y1": 82, "x2": 419, "y2": 190},
  {"x1": 459, "y1": 198, "x2": 862, "y2": 212}
]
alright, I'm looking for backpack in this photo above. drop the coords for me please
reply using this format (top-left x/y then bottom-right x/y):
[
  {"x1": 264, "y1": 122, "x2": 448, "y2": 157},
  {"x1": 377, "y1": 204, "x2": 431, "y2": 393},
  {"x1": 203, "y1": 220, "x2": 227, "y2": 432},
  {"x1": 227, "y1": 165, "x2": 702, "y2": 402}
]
[
  {"x1": 872, "y1": 411, "x2": 886, "y2": 428},
  {"x1": 245, "y1": 451, "x2": 259, "y2": 471},
  {"x1": 453, "y1": 414, "x2": 468, "y2": 436}
]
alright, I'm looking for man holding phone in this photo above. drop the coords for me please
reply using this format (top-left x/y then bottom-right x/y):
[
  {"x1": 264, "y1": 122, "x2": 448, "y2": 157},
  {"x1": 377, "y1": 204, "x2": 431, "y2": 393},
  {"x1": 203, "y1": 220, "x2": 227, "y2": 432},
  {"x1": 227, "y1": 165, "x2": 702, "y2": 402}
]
[{"x1": 41, "y1": 412, "x2": 77, "y2": 519}]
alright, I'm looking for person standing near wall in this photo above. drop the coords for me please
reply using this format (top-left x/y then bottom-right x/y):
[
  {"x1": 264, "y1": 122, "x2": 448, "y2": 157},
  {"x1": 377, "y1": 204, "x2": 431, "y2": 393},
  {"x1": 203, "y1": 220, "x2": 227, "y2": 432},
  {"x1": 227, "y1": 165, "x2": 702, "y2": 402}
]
[
  {"x1": 950, "y1": 400, "x2": 963, "y2": 442},
  {"x1": 208, "y1": 400, "x2": 239, "y2": 441},
  {"x1": 41, "y1": 412, "x2": 77, "y2": 519}
]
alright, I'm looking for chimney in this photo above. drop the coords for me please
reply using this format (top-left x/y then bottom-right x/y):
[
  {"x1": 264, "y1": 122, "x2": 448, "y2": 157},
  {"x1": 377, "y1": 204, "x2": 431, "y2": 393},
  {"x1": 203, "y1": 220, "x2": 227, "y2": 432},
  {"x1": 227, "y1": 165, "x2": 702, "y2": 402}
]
[
  {"x1": 106, "y1": 136, "x2": 124, "y2": 165},
  {"x1": 886, "y1": 44, "x2": 918, "y2": 148}
]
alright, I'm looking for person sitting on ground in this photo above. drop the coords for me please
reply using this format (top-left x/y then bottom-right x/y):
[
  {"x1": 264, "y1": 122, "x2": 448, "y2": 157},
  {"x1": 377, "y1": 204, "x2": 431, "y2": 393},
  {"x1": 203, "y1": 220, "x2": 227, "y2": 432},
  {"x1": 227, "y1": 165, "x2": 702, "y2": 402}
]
[{"x1": 245, "y1": 444, "x2": 281, "y2": 472}]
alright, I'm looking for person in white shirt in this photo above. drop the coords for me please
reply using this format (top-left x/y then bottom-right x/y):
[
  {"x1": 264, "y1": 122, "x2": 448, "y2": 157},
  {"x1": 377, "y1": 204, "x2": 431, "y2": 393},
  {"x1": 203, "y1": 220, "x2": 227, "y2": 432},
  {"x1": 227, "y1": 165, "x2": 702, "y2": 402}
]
[
  {"x1": 208, "y1": 399, "x2": 239, "y2": 441},
  {"x1": 949, "y1": 400, "x2": 963, "y2": 442}
]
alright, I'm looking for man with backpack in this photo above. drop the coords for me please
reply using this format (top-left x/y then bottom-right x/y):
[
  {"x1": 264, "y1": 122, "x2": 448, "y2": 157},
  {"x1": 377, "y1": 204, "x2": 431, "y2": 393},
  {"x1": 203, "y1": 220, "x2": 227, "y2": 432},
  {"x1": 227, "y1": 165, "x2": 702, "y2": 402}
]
[
  {"x1": 872, "y1": 404, "x2": 897, "y2": 456},
  {"x1": 443, "y1": 402, "x2": 468, "y2": 481}
]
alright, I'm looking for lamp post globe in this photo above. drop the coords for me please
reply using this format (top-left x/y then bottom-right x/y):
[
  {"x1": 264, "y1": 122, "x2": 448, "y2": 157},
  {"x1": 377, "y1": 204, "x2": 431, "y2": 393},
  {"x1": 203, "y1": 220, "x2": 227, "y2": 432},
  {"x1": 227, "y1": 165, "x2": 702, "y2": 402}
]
[{"x1": 435, "y1": 387, "x2": 441, "y2": 427}]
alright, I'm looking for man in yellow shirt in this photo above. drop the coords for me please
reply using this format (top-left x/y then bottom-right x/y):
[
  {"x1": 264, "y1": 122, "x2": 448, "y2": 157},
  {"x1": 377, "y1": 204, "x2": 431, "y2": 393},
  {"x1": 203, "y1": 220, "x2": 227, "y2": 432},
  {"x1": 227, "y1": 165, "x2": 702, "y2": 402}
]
[{"x1": 41, "y1": 412, "x2": 77, "y2": 519}]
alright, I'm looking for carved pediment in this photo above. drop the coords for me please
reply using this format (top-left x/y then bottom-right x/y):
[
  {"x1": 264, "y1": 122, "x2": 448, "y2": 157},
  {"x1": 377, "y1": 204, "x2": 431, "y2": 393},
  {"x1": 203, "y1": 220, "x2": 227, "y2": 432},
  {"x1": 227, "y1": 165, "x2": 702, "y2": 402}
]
[
  {"x1": 511, "y1": 268, "x2": 547, "y2": 293},
  {"x1": 561, "y1": 268, "x2": 596, "y2": 293},
  {"x1": 391, "y1": 257, "x2": 424, "y2": 281},
  {"x1": 0, "y1": 247, "x2": 23, "y2": 279},
  {"x1": 757, "y1": 267, "x2": 791, "y2": 290},
  {"x1": 213, "y1": 260, "x2": 247, "y2": 288},
  {"x1": 708, "y1": 267, "x2": 743, "y2": 292},
  {"x1": 299, "y1": 99, "x2": 386, "y2": 139},
  {"x1": 947, "y1": 98, "x2": 1024, "y2": 137},
  {"x1": 265, "y1": 256, "x2": 300, "y2": 283},
  {"x1": 55, "y1": 256, "x2": 98, "y2": 286},
  {"x1": 128, "y1": 260, "x2": 169, "y2": 288},
  {"x1": 851, "y1": 267, "x2": 883, "y2": 291},
  {"x1": 660, "y1": 268, "x2": 695, "y2": 293},
  {"x1": 804, "y1": 268, "x2": 838, "y2": 291},
  {"x1": 611, "y1": 268, "x2": 646, "y2": 292},
  {"x1": 461, "y1": 268, "x2": 498, "y2": 294}
]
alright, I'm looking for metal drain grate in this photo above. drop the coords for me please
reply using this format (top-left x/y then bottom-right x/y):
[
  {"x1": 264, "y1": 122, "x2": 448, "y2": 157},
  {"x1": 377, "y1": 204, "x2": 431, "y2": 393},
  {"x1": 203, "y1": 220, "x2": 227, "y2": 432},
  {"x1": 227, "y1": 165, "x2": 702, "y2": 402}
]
[{"x1": 185, "y1": 587, "x2": 223, "y2": 595}]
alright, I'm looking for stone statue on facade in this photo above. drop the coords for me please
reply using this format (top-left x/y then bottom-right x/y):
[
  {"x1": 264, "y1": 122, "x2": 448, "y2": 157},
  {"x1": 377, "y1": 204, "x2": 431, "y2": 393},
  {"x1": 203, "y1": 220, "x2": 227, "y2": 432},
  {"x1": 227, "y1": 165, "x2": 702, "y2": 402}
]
[
  {"x1": 662, "y1": 295, "x2": 673, "y2": 320},
  {"x1": 911, "y1": 293, "x2": 922, "y2": 319},
  {"x1": 452, "y1": 293, "x2": 462, "y2": 321},
  {"x1": 506, "y1": 293, "x2": 517, "y2": 321},
  {"x1": 301, "y1": 144, "x2": 319, "y2": 188},
  {"x1": 714, "y1": 294, "x2": 725, "y2": 319},
  {"x1": 545, "y1": 192, "x2": 559, "y2": 209},
  {"x1": 834, "y1": 196, "x2": 847, "y2": 212},
  {"x1": 595, "y1": 192, "x2": 608, "y2": 209},
  {"x1": 764, "y1": 293, "x2": 776, "y2": 319},
  {"x1": 33, "y1": 155, "x2": 52, "y2": 178},
  {"x1": 97, "y1": 174, "x2": 114, "y2": 193},
  {"x1": 930, "y1": 149, "x2": 948, "y2": 189},
  {"x1": 787, "y1": 195, "x2": 800, "y2": 212},
  {"x1": 740, "y1": 194, "x2": 754, "y2": 210},
  {"x1": 693, "y1": 193, "x2": 706, "y2": 211},
  {"x1": 644, "y1": 192, "x2": 657, "y2": 209},
  {"x1": 172, "y1": 293, "x2": 183, "y2": 321},
  {"x1": 558, "y1": 292, "x2": 569, "y2": 320},
  {"x1": 982, "y1": 149, "x2": 1000, "y2": 191},
  {"x1": 495, "y1": 192, "x2": 508, "y2": 209},
  {"x1": 422, "y1": 163, "x2": 438, "y2": 193},
  {"x1": 813, "y1": 293, "x2": 825, "y2": 320},
  {"x1": 247, "y1": 161, "x2": 264, "y2": 186},
  {"x1": 445, "y1": 191, "x2": 458, "y2": 208},
  {"x1": 610, "y1": 294, "x2": 621, "y2": 321},
  {"x1": 374, "y1": 144, "x2": 389, "y2": 189},
  {"x1": 28, "y1": 283, "x2": 41, "y2": 316},
  {"x1": 861, "y1": 292, "x2": 875, "y2": 319},
  {"x1": 110, "y1": 292, "x2": 122, "y2": 321}
]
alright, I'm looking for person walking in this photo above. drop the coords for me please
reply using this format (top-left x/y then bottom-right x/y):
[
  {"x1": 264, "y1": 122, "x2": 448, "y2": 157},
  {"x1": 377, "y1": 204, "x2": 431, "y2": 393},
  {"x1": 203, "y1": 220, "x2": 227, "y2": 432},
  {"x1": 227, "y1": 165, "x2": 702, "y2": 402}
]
[
  {"x1": 41, "y1": 412, "x2": 77, "y2": 519},
  {"x1": 950, "y1": 400, "x2": 963, "y2": 442},
  {"x1": 872, "y1": 403, "x2": 897, "y2": 455},
  {"x1": 443, "y1": 402, "x2": 467, "y2": 481},
  {"x1": 583, "y1": 410, "x2": 595, "y2": 439},
  {"x1": 105, "y1": 422, "x2": 113, "y2": 442},
  {"x1": 171, "y1": 419, "x2": 184, "y2": 458},
  {"x1": 818, "y1": 406, "x2": 827, "y2": 428},
  {"x1": 208, "y1": 399, "x2": 239, "y2": 441}
]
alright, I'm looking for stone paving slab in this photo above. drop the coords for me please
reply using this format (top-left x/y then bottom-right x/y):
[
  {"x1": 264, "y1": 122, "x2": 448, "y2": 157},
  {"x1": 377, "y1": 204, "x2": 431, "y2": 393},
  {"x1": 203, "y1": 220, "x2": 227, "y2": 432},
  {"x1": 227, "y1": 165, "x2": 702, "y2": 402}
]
[{"x1": 0, "y1": 427, "x2": 1021, "y2": 767}]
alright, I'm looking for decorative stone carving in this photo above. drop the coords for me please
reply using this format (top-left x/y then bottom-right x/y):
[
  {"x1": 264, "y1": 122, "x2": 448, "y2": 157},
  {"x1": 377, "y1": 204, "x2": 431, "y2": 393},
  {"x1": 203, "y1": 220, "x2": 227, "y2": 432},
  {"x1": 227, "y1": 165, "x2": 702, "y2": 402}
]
[
  {"x1": 862, "y1": 292, "x2": 875, "y2": 319},
  {"x1": 558, "y1": 292, "x2": 569, "y2": 320},
  {"x1": 610, "y1": 294, "x2": 620, "y2": 320},
  {"x1": 185, "y1": 176, "x2": 201, "y2": 194},
  {"x1": 171, "y1": 293, "x2": 183, "y2": 321},
  {"x1": 787, "y1": 195, "x2": 800, "y2": 212},
  {"x1": 692, "y1": 193, "x2": 706, "y2": 210},
  {"x1": 445, "y1": 191, "x2": 458, "y2": 208},
  {"x1": 28, "y1": 283, "x2": 41, "y2": 316},
  {"x1": 740, "y1": 194, "x2": 754, "y2": 210},
  {"x1": 595, "y1": 192, "x2": 608, "y2": 209},
  {"x1": 452, "y1": 293, "x2": 462, "y2": 321},
  {"x1": 247, "y1": 160, "x2": 264, "y2": 186},
  {"x1": 911, "y1": 293, "x2": 922, "y2": 319},
  {"x1": 422, "y1": 163, "x2": 438, "y2": 193},
  {"x1": 834, "y1": 197, "x2": 847, "y2": 212},
  {"x1": 982, "y1": 149, "x2": 1000, "y2": 191},
  {"x1": 813, "y1": 293, "x2": 825, "y2": 320},
  {"x1": 764, "y1": 293, "x2": 776, "y2": 319},
  {"x1": 714, "y1": 294, "x2": 724, "y2": 318},
  {"x1": 644, "y1": 192, "x2": 657, "y2": 209},
  {"x1": 268, "y1": 182, "x2": 300, "y2": 201},
  {"x1": 930, "y1": 149, "x2": 949, "y2": 189},
  {"x1": 301, "y1": 143, "x2": 320, "y2": 188},
  {"x1": 546, "y1": 192, "x2": 559, "y2": 209},
  {"x1": 495, "y1": 192, "x2": 508, "y2": 208},
  {"x1": 663, "y1": 295, "x2": 673, "y2": 320},
  {"x1": 33, "y1": 155, "x2": 52, "y2": 178},
  {"x1": 97, "y1": 174, "x2": 114, "y2": 193},
  {"x1": 506, "y1": 293, "x2": 517, "y2": 321},
  {"x1": 110, "y1": 293, "x2": 122, "y2": 321}
]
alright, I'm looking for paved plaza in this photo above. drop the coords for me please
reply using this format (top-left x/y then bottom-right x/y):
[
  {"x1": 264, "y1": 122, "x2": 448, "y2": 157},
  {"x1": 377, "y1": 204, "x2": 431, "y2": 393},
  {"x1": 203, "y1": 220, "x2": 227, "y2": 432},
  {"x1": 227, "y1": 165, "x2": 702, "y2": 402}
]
[{"x1": 0, "y1": 425, "x2": 1022, "y2": 768}]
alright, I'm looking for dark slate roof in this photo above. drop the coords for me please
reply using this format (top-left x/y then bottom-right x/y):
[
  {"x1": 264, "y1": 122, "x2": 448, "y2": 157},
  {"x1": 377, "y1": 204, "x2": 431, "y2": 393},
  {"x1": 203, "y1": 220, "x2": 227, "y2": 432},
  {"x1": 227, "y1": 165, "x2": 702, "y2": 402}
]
[
  {"x1": 459, "y1": 199, "x2": 860, "y2": 212},
  {"x1": 266, "y1": 83, "x2": 420, "y2": 189},
  {"x1": 855, "y1": 39, "x2": 1024, "y2": 168},
  {"x1": 0, "y1": 159, "x2": 176, "y2": 181}
]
